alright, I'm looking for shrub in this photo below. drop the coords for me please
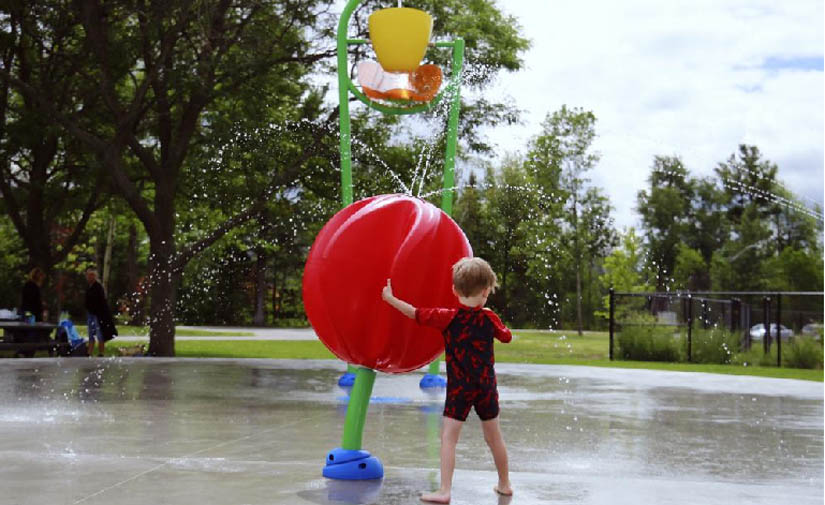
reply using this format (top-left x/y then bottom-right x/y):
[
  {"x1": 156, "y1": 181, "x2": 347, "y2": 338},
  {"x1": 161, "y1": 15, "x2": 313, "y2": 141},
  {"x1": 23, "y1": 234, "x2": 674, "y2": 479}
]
[
  {"x1": 617, "y1": 315, "x2": 682, "y2": 362},
  {"x1": 688, "y1": 327, "x2": 741, "y2": 364},
  {"x1": 730, "y1": 347, "x2": 777, "y2": 368},
  {"x1": 783, "y1": 337, "x2": 824, "y2": 369}
]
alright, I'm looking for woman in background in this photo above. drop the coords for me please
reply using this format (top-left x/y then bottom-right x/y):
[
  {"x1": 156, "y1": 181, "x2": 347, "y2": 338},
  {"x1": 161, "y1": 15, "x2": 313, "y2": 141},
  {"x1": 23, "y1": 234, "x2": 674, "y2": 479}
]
[{"x1": 20, "y1": 268, "x2": 46, "y2": 322}]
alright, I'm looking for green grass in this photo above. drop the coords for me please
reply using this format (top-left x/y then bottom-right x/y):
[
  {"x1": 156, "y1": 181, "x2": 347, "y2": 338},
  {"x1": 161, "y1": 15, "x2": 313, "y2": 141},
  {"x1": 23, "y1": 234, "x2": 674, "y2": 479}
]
[
  {"x1": 174, "y1": 340, "x2": 338, "y2": 359},
  {"x1": 101, "y1": 330, "x2": 822, "y2": 382}
]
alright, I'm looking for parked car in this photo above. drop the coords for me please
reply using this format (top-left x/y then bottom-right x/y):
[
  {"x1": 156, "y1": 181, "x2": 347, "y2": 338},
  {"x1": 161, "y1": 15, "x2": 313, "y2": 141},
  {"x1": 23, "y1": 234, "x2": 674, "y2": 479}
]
[
  {"x1": 749, "y1": 323, "x2": 793, "y2": 341},
  {"x1": 801, "y1": 324, "x2": 823, "y2": 338}
]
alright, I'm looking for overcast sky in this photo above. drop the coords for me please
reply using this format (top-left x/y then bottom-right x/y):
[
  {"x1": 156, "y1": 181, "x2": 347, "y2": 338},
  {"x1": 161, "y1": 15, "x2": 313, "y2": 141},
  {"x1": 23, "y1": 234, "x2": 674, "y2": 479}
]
[{"x1": 476, "y1": 0, "x2": 824, "y2": 229}]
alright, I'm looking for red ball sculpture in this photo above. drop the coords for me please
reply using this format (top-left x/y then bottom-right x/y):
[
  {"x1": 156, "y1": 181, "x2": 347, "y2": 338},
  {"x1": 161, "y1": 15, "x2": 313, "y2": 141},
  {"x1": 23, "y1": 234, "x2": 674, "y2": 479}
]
[{"x1": 303, "y1": 194, "x2": 472, "y2": 373}]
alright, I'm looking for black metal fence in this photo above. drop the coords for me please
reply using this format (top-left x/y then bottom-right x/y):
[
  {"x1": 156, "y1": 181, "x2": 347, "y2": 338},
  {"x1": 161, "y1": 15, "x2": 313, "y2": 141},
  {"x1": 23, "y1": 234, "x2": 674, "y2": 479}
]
[{"x1": 608, "y1": 290, "x2": 824, "y2": 366}]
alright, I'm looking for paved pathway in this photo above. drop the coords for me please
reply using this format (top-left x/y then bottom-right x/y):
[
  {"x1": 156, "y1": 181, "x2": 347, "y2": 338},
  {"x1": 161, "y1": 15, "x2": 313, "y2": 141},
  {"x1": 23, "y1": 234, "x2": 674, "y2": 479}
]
[{"x1": 116, "y1": 327, "x2": 318, "y2": 341}]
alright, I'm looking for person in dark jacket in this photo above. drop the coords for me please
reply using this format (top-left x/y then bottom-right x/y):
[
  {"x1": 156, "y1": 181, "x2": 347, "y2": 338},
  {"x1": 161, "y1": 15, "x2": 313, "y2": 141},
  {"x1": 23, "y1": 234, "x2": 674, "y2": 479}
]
[
  {"x1": 20, "y1": 268, "x2": 46, "y2": 322},
  {"x1": 85, "y1": 268, "x2": 117, "y2": 357}
]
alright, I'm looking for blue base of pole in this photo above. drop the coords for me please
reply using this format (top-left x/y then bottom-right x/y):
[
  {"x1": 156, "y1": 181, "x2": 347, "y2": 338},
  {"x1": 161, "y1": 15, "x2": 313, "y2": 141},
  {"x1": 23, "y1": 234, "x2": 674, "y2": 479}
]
[
  {"x1": 338, "y1": 372, "x2": 356, "y2": 387},
  {"x1": 419, "y1": 374, "x2": 447, "y2": 389},
  {"x1": 323, "y1": 448, "x2": 383, "y2": 480}
]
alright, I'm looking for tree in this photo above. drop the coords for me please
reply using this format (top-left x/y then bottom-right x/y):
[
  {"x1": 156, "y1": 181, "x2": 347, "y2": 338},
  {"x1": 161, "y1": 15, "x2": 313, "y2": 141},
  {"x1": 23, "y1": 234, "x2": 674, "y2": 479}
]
[
  {"x1": 0, "y1": 215, "x2": 26, "y2": 310},
  {"x1": 715, "y1": 144, "x2": 780, "y2": 225},
  {"x1": 673, "y1": 244, "x2": 706, "y2": 291},
  {"x1": 710, "y1": 205, "x2": 773, "y2": 291},
  {"x1": 636, "y1": 156, "x2": 693, "y2": 290},
  {"x1": 578, "y1": 187, "x2": 617, "y2": 327},
  {"x1": 0, "y1": 3, "x2": 105, "y2": 315},
  {"x1": 709, "y1": 144, "x2": 823, "y2": 291},
  {"x1": 598, "y1": 227, "x2": 653, "y2": 320},
  {"x1": 484, "y1": 156, "x2": 538, "y2": 324},
  {"x1": 2, "y1": 0, "x2": 340, "y2": 354},
  {"x1": 685, "y1": 176, "x2": 728, "y2": 270},
  {"x1": 536, "y1": 105, "x2": 599, "y2": 335},
  {"x1": 454, "y1": 171, "x2": 495, "y2": 259}
]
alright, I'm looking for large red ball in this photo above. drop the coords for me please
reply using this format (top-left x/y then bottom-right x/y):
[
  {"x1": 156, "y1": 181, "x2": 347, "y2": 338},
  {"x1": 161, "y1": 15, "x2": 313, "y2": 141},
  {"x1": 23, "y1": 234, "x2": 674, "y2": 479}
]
[{"x1": 303, "y1": 194, "x2": 472, "y2": 373}]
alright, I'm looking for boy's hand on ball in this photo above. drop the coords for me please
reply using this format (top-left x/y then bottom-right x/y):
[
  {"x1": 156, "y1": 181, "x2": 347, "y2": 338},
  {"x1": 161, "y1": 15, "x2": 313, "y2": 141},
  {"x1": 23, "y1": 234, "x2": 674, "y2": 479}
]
[{"x1": 382, "y1": 279, "x2": 393, "y2": 301}]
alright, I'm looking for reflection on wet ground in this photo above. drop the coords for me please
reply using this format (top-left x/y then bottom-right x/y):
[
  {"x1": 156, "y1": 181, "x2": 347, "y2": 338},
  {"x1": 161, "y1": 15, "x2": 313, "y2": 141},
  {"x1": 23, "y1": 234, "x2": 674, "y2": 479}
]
[{"x1": 0, "y1": 359, "x2": 821, "y2": 504}]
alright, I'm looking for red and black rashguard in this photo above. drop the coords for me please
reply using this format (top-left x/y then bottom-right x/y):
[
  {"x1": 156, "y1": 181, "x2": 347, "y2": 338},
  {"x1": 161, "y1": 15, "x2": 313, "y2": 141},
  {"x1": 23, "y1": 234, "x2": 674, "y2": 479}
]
[{"x1": 416, "y1": 305, "x2": 512, "y2": 421}]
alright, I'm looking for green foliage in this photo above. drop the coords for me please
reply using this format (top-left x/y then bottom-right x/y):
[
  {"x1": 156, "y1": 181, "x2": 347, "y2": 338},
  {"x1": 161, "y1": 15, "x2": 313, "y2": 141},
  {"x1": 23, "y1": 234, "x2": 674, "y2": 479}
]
[
  {"x1": 763, "y1": 247, "x2": 824, "y2": 292},
  {"x1": 0, "y1": 217, "x2": 26, "y2": 310},
  {"x1": 597, "y1": 228, "x2": 652, "y2": 321},
  {"x1": 688, "y1": 327, "x2": 740, "y2": 364},
  {"x1": 783, "y1": 337, "x2": 824, "y2": 370},
  {"x1": 730, "y1": 347, "x2": 778, "y2": 368},
  {"x1": 616, "y1": 314, "x2": 682, "y2": 362},
  {"x1": 673, "y1": 244, "x2": 706, "y2": 291},
  {"x1": 636, "y1": 156, "x2": 695, "y2": 288},
  {"x1": 637, "y1": 144, "x2": 822, "y2": 294},
  {"x1": 600, "y1": 229, "x2": 651, "y2": 293}
]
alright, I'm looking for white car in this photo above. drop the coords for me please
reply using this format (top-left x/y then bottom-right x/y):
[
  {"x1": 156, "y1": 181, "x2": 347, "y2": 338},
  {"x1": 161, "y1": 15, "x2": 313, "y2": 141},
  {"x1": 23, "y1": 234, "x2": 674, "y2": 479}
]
[
  {"x1": 749, "y1": 323, "x2": 793, "y2": 341},
  {"x1": 801, "y1": 324, "x2": 823, "y2": 337}
]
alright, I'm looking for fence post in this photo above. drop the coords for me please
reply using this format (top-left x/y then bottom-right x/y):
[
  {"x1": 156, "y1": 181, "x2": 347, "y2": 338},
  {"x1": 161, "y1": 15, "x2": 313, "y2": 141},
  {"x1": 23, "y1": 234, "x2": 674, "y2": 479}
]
[
  {"x1": 776, "y1": 293, "x2": 782, "y2": 367},
  {"x1": 687, "y1": 295, "x2": 693, "y2": 362},
  {"x1": 763, "y1": 296, "x2": 771, "y2": 354},
  {"x1": 608, "y1": 288, "x2": 615, "y2": 361}
]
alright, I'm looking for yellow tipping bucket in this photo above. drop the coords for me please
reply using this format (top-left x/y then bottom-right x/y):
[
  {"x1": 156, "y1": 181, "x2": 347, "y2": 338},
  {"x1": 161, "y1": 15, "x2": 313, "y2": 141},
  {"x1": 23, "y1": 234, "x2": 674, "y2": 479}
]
[{"x1": 368, "y1": 8, "x2": 432, "y2": 73}]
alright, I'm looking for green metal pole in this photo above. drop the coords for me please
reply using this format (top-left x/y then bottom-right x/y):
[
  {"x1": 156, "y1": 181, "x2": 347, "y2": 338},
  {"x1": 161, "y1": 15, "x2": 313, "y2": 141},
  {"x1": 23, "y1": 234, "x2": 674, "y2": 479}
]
[
  {"x1": 336, "y1": 0, "x2": 374, "y2": 449},
  {"x1": 341, "y1": 367, "x2": 377, "y2": 450},
  {"x1": 440, "y1": 38, "x2": 464, "y2": 216},
  {"x1": 428, "y1": 38, "x2": 464, "y2": 377},
  {"x1": 338, "y1": 1, "x2": 361, "y2": 380},
  {"x1": 337, "y1": 0, "x2": 359, "y2": 208}
]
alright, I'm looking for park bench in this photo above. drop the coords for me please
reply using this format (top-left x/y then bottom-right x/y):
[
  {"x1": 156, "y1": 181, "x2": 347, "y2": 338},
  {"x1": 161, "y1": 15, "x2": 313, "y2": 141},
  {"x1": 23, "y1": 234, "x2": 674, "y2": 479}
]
[{"x1": 0, "y1": 321, "x2": 70, "y2": 357}]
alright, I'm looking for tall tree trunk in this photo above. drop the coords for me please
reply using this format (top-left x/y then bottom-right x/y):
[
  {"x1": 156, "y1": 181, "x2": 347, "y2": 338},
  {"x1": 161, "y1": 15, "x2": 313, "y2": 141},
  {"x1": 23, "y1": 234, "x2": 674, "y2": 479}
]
[
  {"x1": 146, "y1": 195, "x2": 177, "y2": 356},
  {"x1": 253, "y1": 250, "x2": 266, "y2": 326},
  {"x1": 147, "y1": 238, "x2": 176, "y2": 356},
  {"x1": 573, "y1": 190, "x2": 583, "y2": 336},
  {"x1": 587, "y1": 258, "x2": 594, "y2": 329},
  {"x1": 576, "y1": 265, "x2": 583, "y2": 336}
]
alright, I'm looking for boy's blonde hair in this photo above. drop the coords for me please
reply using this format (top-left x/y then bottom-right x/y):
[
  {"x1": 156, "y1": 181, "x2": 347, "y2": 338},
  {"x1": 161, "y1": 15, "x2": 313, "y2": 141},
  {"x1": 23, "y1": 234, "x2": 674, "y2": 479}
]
[{"x1": 452, "y1": 257, "x2": 498, "y2": 297}]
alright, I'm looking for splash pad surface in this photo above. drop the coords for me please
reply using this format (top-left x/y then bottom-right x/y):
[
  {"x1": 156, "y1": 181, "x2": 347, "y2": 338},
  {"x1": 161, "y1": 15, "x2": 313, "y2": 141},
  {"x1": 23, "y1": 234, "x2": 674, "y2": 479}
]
[{"x1": 1, "y1": 358, "x2": 821, "y2": 505}]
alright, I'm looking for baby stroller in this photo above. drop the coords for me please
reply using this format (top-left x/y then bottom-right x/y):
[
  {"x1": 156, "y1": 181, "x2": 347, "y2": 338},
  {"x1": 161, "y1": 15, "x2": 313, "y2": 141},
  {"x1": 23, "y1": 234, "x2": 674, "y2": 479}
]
[{"x1": 57, "y1": 319, "x2": 88, "y2": 357}]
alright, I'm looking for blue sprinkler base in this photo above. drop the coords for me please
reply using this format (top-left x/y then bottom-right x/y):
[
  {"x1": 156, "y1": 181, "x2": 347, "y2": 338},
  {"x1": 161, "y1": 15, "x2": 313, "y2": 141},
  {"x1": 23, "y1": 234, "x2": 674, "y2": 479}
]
[
  {"x1": 323, "y1": 448, "x2": 384, "y2": 480},
  {"x1": 337, "y1": 372, "x2": 356, "y2": 387},
  {"x1": 419, "y1": 374, "x2": 447, "y2": 389}
]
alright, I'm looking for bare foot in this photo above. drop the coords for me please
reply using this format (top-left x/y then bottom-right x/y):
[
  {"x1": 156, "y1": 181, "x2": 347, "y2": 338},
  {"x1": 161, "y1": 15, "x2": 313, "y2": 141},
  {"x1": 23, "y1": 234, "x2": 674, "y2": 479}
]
[
  {"x1": 494, "y1": 484, "x2": 513, "y2": 496},
  {"x1": 420, "y1": 490, "x2": 451, "y2": 503}
]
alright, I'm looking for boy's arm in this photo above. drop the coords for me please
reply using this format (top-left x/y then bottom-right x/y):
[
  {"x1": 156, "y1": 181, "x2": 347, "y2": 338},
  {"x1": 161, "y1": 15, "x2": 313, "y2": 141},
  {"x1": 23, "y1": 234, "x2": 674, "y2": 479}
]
[
  {"x1": 483, "y1": 308, "x2": 512, "y2": 343},
  {"x1": 381, "y1": 279, "x2": 416, "y2": 319}
]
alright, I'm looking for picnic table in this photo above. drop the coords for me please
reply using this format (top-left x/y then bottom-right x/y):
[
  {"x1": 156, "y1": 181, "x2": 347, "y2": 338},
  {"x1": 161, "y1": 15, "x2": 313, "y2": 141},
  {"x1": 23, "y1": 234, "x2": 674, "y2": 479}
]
[{"x1": 0, "y1": 320, "x2": 69, "y2": 357}]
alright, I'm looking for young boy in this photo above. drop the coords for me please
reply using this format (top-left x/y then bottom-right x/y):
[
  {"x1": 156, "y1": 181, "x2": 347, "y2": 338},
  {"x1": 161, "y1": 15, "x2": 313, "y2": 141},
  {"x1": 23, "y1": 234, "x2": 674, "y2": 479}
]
[{"x1": 382, "y1": 257, "x2": 513, "y2": 503}]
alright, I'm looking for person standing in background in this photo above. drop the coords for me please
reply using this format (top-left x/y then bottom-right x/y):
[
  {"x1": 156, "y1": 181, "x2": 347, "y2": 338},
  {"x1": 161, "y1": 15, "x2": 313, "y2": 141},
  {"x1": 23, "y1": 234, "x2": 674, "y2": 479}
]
[
  {"x1": 85, "y1": 268, "x2": 117, "y2": 357},
  {"x1": 20, "y1": 268, "x2": 46, "y2": 322}
]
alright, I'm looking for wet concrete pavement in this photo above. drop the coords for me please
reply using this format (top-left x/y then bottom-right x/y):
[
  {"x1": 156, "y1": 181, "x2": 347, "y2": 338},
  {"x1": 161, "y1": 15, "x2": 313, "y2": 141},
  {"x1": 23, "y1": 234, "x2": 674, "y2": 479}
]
[{"x1": 0, "y1": 359, "x2": 821, "y2": 505}]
